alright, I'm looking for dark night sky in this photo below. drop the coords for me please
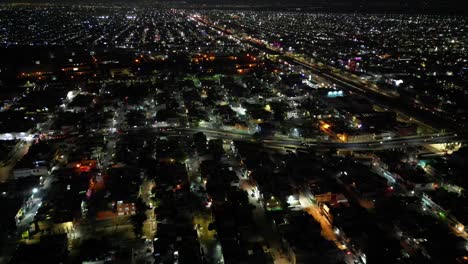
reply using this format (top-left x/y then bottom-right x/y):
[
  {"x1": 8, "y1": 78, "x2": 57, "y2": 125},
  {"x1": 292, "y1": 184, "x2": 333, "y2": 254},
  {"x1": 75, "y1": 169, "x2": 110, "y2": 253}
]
[{"x1": 0, "y1": 0, "x2": 465, "y2": 14}]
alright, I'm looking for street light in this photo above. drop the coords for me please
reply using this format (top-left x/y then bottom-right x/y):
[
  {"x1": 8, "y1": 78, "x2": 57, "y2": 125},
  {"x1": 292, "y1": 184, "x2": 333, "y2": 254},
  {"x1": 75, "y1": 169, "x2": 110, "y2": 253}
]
[{"x1": 32, "y1": 188, "x2": 38, "y2": 194}]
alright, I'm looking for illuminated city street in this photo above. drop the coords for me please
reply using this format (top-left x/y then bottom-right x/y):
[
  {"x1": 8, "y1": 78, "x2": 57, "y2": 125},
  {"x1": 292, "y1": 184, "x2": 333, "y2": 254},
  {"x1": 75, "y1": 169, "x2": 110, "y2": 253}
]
[{"x1": 0, "y1": 3, "x2": 467, "y2": 264}]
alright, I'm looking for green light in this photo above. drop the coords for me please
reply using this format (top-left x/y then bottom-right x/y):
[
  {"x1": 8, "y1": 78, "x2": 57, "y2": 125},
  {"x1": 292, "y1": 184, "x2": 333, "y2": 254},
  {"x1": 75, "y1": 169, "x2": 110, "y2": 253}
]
[{"x1": 22, "y1": 230, "x2": 29, "y2": 239}]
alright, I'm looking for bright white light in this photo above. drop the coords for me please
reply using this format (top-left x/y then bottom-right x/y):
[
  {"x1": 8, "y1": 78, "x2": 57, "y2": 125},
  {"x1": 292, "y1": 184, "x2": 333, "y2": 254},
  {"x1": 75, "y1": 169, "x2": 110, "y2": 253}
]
[
  {"x1": 32, "y1": 188, "x2": 38, "y2": 194},
  {"x1": 287, "y1": 195, "x2": 297, "y2": 204},
  {"x1": 230, "y1": 105, "x2": 246, "y2": 116},
  {"x1": 66, "y1": 91, "x2": 76, "y2": 100},
  {"x1": 393, "y1": 79, "x2": 404, "y2": 86}
]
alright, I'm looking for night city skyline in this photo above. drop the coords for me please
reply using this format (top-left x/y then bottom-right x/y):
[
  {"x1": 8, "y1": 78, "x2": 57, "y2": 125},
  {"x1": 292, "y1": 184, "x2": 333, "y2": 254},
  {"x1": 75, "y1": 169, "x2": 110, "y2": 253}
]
[{"x1": 0, "y1": 2, "x2": 467, "y2": 264}]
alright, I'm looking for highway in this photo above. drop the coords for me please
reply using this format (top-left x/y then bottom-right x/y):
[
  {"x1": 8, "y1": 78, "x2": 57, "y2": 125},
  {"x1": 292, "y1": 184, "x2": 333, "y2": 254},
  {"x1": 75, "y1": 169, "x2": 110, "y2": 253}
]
[
  {"x1": 180, "y1": 127, "x2": 464, "y2": 151},
  {"x1": 119, "y1": 125, "x2": 466, "y2": 153},
  {"x1": 290, "y1": 58, "x2": 464, "y2": 132},
  {"x1": 191, "y1": 14, "x2": 466, "y2": 133}
]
